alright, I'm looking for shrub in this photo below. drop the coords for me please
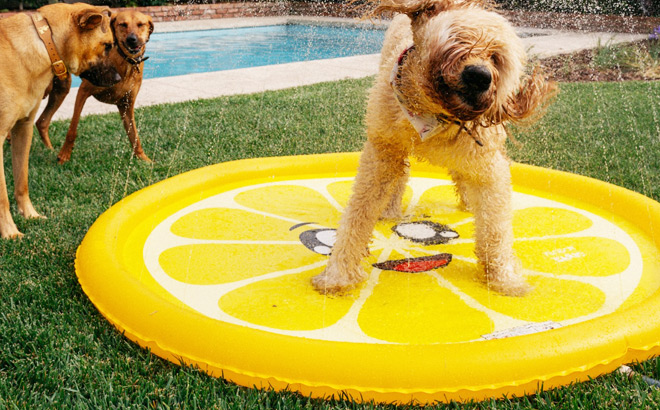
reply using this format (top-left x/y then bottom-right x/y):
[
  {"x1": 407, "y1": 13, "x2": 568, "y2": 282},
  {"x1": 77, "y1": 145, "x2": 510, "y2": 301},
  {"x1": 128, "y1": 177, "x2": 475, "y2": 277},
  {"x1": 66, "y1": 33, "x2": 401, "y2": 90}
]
[
  {"x1": 499, "y1": 0, "x2": 659, "y2": 16},
  {"x1": 5, "y1": 0, "x2": 659, "y2": 16}
]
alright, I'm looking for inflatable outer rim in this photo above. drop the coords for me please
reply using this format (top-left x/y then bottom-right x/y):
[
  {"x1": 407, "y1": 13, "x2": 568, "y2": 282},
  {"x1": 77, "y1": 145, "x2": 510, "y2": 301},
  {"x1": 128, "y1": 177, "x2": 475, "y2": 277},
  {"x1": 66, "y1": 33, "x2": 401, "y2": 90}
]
[{"x1": 75, "y1": 152, "x2": 660, "y2": 404}]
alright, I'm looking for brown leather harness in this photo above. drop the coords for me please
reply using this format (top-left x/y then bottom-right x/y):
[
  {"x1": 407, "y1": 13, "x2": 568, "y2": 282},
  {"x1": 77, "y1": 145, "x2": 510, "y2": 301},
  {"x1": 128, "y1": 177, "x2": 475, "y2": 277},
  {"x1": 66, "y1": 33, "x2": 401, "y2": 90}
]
[{"x1": 30, "y1": 12, "x2": 68, "y2": 80}]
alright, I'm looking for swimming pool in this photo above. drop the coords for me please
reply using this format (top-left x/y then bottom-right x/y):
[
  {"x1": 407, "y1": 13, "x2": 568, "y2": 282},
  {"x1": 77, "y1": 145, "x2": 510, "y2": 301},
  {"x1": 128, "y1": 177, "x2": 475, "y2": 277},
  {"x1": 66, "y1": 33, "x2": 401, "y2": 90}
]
[{"x1": 71, "y1": 23, "x2": 385, "y2": 87}]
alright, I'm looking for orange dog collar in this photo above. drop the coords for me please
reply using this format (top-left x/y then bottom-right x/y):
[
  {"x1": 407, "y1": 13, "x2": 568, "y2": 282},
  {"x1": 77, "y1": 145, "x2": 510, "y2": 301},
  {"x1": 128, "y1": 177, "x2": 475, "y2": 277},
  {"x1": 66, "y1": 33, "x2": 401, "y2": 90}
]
[{"x1": 31, "y1": 12, "x2": 68, "y2": 80}]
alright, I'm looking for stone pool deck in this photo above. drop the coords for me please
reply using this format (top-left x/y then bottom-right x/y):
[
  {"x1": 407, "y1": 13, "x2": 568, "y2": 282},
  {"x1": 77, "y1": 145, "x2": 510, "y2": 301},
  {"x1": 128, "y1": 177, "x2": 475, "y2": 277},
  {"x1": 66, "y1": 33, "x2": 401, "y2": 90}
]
[{"x1": 42, "y1": 16, "x2": 646, "y2": 121}]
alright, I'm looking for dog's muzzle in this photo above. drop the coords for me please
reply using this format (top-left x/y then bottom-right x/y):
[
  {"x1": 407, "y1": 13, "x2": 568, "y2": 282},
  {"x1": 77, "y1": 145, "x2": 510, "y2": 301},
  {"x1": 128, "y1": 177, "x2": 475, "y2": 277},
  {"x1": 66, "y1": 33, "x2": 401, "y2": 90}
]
[
  {"x1": 124, "y1": 34, "x2": 144, "y2": 54},
  {"x1": 458, "y1": 64, "x2": 494, "y2": 111},
  {"x1": 80, "y1": 63, "x2": 122, "y2": 87},
  {"x1": 462, "y1": 65, "x2": 492, "y2": 94}
]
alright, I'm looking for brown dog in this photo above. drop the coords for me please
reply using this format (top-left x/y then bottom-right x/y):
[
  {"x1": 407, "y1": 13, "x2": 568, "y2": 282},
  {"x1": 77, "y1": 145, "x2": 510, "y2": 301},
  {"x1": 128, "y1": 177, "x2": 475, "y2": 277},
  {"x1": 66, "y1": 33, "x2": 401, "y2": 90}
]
[
  {"x1": 312, "y1": 0, "x2": 554, "y2": 296},
  {"x1": 0, "y1": 3, "x2": 116, "y2": 239},
  {"x1": 37, "y1": 10, "x2": 154, "y2": 163}
]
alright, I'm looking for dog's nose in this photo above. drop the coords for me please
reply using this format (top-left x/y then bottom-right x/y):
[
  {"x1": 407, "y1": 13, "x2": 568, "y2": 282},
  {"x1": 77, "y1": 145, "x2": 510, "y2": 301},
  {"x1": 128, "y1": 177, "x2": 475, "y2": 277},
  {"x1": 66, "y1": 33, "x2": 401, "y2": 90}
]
[
  {"x1": 461, "y1": 65, "x2": 492, "y2": 93},
  {"x1": 126, "y1": 34, "x2": 139, "y2": 48}
]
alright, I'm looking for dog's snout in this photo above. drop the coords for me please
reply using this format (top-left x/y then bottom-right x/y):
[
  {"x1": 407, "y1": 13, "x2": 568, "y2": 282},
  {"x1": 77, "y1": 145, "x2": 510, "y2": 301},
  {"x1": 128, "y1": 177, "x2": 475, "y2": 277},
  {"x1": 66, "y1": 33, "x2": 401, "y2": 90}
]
[
  {"x1": 80, "y1": 63, "x2": 122, "y2": 87},
  {"x1": 126, "y1": 33, "x2": 139, "y2": 47},
  {"x1": 461, "y1": 65, "x2": 492, "y2": 93}
]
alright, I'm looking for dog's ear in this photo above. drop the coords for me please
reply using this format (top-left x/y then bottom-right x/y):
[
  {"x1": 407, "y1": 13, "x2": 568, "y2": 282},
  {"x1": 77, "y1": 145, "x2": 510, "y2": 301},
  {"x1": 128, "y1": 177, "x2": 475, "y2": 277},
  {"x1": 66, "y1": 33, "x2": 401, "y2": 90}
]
[
  {"x1": 110, "y1": 12, "x2": 117, "y2": 41},
  {"x1": 368, "y1": 0, "x2": 444, "y2": 20},
  {"x1": 147, "y1": 16, "x2": 154, "y2": 36},
  {"x1": 77, "y1": 10, "x2": 104, "y2": 30},
  {"x1": 503, "y1": 68, "x2": 557, "y2": 124}
]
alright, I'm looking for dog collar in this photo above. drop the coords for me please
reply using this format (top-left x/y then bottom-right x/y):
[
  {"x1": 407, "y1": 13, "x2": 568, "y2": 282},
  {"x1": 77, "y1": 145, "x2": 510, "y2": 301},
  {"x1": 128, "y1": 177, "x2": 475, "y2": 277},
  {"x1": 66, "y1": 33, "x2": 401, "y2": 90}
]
[
  {"x1": 390, "y1": 46, "x2": 483, "y2": 146},
  {"x1": 31, "y1": 12, "x2": 68, "y2": 81},
  {"x1": 390, "y1": 45, "x2": 459, "y2": 141},
  {"x1": 116, "y1": 42, "x2": 149, "y2": 68}
]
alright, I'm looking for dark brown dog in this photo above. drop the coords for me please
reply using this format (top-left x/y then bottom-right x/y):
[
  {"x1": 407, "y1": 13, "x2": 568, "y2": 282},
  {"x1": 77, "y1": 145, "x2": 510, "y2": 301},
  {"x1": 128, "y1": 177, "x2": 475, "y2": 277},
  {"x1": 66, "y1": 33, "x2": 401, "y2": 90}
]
[
  {"x1": 0, "y1": 3, "x2": 116, "y2": 239},
  {"x1": 37, "y1": 10, "x2": 154, "y2": 164}
]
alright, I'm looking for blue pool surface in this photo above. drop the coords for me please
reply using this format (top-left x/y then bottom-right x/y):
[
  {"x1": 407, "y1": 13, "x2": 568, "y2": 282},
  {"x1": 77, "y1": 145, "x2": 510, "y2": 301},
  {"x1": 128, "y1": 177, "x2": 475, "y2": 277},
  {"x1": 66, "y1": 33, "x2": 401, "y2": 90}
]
[{"x1": 71, "y1": 23, "x2": 385, "y2": 87}]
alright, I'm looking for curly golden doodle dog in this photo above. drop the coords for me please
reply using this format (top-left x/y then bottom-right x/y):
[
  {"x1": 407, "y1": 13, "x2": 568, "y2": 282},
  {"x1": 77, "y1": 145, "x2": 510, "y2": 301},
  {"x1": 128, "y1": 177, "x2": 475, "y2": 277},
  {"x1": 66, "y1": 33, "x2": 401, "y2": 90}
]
[
  {"x1": 0, "y1": 3, "x2": 116, "y2": 239},
  {"x1": 37, "y1": 10, "x2": 154, "y2": 164},
  {"x1": 312, "y1": 0, "x2": 555, "y2": 296}
]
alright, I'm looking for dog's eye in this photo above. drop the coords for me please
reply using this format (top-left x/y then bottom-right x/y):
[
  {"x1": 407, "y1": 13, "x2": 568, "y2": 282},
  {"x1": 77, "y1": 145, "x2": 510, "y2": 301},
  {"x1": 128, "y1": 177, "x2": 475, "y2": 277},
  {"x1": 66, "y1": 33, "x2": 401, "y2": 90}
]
[
  {"x1": 104, "y1": 42, "x2": 113, "y2": 52},
  {"x1": 392, "y1": 221, "x2": 458, "y2": 245},
  {"x1": 299, "y1": 229, "x2": 336, "y2": 255},
  {"x1": 491, "y1": 54, "x2": 502, "y2": 68},
  {"x1": 119, "y1": 23, "x2": 128, "y2": 28},
  {"x1": 137, "y1": 23, "x2": 144, "y2": 28},
  {"x1": 411, "y1": 4, "x2": 439, "y2": 19}
]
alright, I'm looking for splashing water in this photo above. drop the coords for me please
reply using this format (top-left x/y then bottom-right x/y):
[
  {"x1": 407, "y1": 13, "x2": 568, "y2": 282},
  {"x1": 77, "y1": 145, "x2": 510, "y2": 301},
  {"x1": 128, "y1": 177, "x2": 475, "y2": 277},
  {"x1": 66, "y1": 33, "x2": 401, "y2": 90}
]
[{"x1": 8, "y1": 1, "x2": 660, "y2": 406}]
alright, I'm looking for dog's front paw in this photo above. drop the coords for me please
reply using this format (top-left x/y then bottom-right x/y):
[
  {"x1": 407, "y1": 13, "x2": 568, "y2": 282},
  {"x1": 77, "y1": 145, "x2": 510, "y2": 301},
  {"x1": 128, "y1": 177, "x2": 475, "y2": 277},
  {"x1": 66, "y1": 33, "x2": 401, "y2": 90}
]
[
  {"x1": 487, "y1": 274, "x2": 532, "y2": 296},
  {"x1": 135, "y1": 151, "x2": 152, "y2": 162},
  {"x1": 0, "y1": 221, "x2": 23, "y2": 239},
  {"x1": 36, "y1": 124, "x2": 54, "y2": 150},
  {"x1": 312, "y1": 263, "x2": 367, "y2": 295},
  {"x1": 17, "y1": 203, "x2": 45, "y2": 220},
  {"x1": 484, "y1": 262, "x2": 532, "y2": 297},
  {"x1": 57, "y1": 150, "x2": 72, "y2": 164}
]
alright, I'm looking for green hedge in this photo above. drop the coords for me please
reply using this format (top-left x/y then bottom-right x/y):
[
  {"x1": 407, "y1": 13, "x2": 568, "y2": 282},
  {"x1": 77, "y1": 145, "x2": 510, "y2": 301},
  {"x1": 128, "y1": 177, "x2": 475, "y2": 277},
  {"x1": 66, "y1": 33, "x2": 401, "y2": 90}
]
[
  {"x1": 4, "y1": 0, "x2": 659, "y2": 16},
  {"x1": 499, "y1": 0, "x2": 658, "y2": 16},
  {"x1": 3, "y1": 0, "x2": 236, "y2": 11}
]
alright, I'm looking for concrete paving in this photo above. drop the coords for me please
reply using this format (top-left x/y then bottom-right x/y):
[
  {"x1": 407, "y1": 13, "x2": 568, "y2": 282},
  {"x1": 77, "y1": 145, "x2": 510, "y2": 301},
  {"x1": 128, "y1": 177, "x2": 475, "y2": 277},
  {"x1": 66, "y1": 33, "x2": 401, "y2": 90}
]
[{"x1": 42, "y1": 16, "x2": 646, "y2": 121}]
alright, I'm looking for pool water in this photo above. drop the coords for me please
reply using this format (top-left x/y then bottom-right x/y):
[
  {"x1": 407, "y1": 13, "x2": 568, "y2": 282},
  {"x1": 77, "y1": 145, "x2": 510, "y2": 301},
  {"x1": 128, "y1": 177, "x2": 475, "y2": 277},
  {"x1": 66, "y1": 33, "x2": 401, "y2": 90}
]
[{"x1": 71, "y1": 24, "x2": 385, "y2": 87}]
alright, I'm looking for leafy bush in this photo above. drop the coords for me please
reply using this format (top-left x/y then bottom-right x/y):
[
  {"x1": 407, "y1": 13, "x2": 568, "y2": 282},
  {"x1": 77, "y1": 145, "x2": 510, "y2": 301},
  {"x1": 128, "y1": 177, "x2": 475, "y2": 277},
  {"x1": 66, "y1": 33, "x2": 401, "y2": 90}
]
[
  {"x1": 499, "y1": 0, "x2": 659, "y2": 16},
  {"x1": 3, "y1": 0, "x2": 230, "y2": 10},
  {"x1": 3, "y1": 0, "x2": 48, "y2": 10},
  {"x1": 5, "y1": 0, "x2": 658, "y2": 16}
]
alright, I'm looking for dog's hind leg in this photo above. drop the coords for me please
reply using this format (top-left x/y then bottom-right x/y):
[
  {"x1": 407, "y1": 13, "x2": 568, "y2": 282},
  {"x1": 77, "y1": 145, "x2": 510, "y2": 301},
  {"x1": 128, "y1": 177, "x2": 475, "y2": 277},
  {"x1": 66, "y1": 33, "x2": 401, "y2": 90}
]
[
  {"x1": 312, "y1": 140, "x2": 408, "y2": 294},
  {"x1": 58, "y1": 83, "x2": 92, "y2": 164},
  {"x1": 450, "y1": 171, "x2": 472, "y2": 212},
  {"x1": 381, "y1": 158, "x2": 409, "y2": 219},
  {"x1": 36, "y1": 75, "x2": 72, "y2": 150},
  {"x1": 452, "y1": 153, "x2": 530, "y2": 296}
]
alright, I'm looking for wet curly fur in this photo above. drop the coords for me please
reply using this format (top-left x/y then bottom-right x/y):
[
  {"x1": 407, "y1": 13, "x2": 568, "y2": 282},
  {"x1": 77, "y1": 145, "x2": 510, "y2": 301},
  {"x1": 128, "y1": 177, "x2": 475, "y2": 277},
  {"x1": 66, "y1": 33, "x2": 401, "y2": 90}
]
[{"x1": 312, "y1": 0, "x2": 555, "y2": 296}]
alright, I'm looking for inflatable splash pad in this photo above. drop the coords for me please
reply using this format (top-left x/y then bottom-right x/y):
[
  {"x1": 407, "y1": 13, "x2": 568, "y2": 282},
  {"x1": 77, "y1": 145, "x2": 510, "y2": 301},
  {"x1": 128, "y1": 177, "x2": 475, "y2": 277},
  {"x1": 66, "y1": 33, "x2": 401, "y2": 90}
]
[{"x1": 76, "y1": 152, "x2": 660, "y2": 404}]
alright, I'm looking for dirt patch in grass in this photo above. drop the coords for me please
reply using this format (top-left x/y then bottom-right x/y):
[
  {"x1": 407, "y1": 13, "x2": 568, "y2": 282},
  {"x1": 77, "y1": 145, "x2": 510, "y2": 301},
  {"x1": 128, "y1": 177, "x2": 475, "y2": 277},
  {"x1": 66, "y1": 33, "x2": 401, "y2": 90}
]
[
  {"x1": 505, "y1": 10, "x2": 660, "y2": 82},
  {"x1": 539, "y1": 39, "x2": 660, "y2": 82}
]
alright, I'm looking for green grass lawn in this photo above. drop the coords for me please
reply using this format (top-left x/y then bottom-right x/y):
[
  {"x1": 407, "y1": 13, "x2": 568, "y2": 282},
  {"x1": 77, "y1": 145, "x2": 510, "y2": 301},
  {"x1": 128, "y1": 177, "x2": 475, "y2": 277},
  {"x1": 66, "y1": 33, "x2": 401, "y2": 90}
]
[{"x1": 2, "y1": 77, "x2": 660, "y2": 409}]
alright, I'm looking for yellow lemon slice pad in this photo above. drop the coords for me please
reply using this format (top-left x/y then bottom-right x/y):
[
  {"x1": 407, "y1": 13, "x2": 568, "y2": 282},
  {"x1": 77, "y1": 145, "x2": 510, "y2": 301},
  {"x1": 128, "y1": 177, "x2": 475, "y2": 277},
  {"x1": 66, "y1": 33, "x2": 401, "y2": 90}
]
[{"x1": 76, "y1": 152, "x2": 660, "y2": 404}]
